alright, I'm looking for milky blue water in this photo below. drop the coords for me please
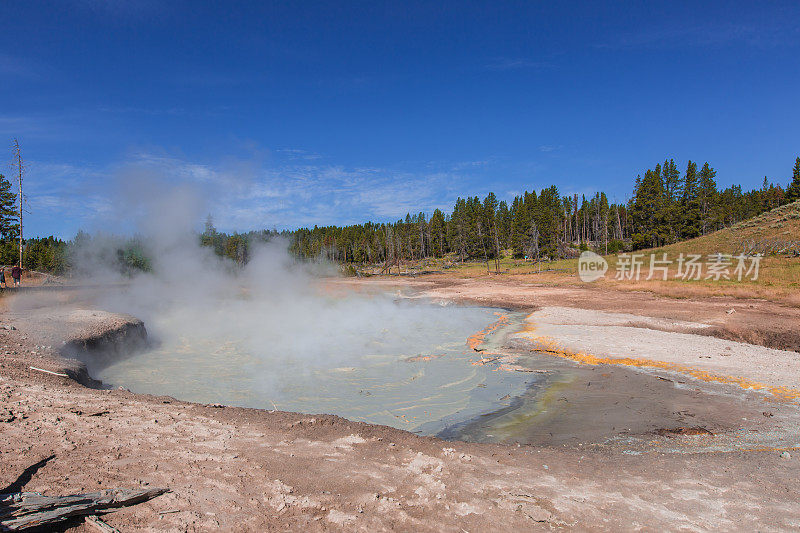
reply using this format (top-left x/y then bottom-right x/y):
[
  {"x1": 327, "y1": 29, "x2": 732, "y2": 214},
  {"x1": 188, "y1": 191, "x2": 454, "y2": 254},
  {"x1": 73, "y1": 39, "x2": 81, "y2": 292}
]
[{"x1": 94, "y1": 301, "x2": 535, "y2": 434}]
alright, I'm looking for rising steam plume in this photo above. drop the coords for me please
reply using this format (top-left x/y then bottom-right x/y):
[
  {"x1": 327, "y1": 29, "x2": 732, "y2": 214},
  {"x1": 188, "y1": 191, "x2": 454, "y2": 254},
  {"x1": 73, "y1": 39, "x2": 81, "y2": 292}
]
[{"x1": 15, "y1": 168, "x2": 521, "y2": 431}]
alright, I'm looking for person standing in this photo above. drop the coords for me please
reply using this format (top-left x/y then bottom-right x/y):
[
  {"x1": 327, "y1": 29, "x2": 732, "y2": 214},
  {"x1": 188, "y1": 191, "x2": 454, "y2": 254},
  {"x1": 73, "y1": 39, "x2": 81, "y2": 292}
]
[
  {"x1": 10, "y1": 265, "x2": 21, "y2": 287},
  {"x1": 0, "y1": 268, "x2": 5, "y2": 289}
]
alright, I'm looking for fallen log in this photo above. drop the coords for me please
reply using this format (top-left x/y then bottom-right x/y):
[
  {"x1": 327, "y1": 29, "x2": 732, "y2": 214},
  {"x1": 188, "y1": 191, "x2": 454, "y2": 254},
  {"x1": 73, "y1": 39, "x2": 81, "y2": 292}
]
[{"x1": 0, "y1": 487, "x2": 168, "y2": 531}]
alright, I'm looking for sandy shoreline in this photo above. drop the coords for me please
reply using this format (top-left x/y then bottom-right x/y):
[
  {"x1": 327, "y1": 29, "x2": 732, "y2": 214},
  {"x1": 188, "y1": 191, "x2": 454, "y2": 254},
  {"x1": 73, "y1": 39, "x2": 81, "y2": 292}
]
[{"x1": 2, "y1": 276, "x2": 800, "y2": 531}]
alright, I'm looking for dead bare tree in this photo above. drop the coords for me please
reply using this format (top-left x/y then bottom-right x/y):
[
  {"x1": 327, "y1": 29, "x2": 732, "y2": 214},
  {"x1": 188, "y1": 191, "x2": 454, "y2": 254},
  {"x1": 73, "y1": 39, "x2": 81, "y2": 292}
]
[
  {"x1": 527, "y1": 220, "x2": 540, "y2": 272},
  {"x1": 476, "y1": 220, "x2": 490, "y2": 273},
  {"x1": 11, "y1": 139, "x2": 24, "y2": 268},
  {"x1": 573, "y1": 194, "x2": 578, "y2": 243},
  {"x1": 491, "y1": 220, "x2": 501, "y2": 273}
]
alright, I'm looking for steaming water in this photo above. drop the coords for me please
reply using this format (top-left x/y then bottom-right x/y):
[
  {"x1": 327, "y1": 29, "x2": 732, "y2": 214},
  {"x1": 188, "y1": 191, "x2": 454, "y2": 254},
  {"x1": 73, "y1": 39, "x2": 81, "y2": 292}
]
[{"x1": 94, "y1": 298, "x2": 534, "y2": 435}]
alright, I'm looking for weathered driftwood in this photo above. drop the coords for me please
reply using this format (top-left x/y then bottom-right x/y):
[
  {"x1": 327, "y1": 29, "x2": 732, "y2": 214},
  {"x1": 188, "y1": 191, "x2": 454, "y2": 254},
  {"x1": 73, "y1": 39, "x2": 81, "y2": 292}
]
[
  {"x1": 0, "y1": 487, "x2": 167, "y2": 531},
  {"x1": 85, "y1": 514, "x2": 120, "y2": 533}
]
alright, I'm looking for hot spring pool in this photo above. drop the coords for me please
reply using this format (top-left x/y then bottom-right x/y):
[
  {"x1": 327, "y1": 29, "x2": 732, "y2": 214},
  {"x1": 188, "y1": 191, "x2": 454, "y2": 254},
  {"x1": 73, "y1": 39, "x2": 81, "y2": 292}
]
[{"x1": 92, "y1": 299, "x2": 536, "y2": 436}]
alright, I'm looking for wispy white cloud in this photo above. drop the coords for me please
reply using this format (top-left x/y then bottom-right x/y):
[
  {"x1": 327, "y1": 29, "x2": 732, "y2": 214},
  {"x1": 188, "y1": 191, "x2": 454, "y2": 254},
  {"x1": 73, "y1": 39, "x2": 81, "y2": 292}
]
[
  {"x1": 275, "y1": 148, "x2": 323, "y2": 161},
  {"x1": 21, "y1": 161, "x2": 113, "y2": 237},
  {"x1": 22, "y1": 149, "x2": 496, "y2": 236},
  {"x1": 21, "y1": 141, "x2": 580, "y2": 238},
  {"x1": 449, "y1": 160, "x2": 490, "y2": 170},
  {"x1": 222, "y1": 163, "x2": 459, "y2": 229}
]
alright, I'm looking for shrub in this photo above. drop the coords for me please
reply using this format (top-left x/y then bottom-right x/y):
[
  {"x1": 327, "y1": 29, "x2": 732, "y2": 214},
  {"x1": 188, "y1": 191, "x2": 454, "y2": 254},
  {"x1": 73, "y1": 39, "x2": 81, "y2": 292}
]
[{"x1": 607, "y1": 239, "x2": 625, "y2": 254}]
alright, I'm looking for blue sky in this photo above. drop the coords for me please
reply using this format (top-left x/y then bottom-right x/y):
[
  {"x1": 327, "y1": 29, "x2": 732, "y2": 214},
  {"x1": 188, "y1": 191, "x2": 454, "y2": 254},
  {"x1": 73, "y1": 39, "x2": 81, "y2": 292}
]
[{"x1": 2, "y1": 1, "x2": 799, "y2": 238}]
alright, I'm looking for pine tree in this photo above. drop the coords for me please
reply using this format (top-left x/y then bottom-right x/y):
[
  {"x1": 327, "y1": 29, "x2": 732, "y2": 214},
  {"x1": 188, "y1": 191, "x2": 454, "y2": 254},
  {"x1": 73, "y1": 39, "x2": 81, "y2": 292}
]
[
  {"x1": 784, "y1": 157, "x2": 800, "y2": 204},
  {"x1": 697, "y1": 162, "x2": 718, "y2": 235},
  {"x1": 629, "y1": 166, "x2": 669, "y2": 249},
  {"x1": 428, "y1": 209, "x2": 446, "y2": 257},
  {"x1": 483, "y1": 193, "x2": 501, "y2": 271},
  {"x1": 0, "y1": 174, "x2": 19, "y2": 242},
  {"x1": 448, "y1": 198, "x2": 468, "y2": 261},
  {"x1": 680, "y1": 160, "x2": 701, "y2": 239},
  {"x1": 536, "y1": 185, "x2": 561, "y2": 259},
  {"x1": 599, "y1": 191, "x2": 610, "y2": 253},
  {"x1": 662, "y1": 159, "x2": 682, "y2": 201},
  {"x1": 661, "y1": 159, "x2": 682, "y2": 242},
  {"x1": 510, "y1": 196, "x2": 525, "y2": 258},
  {"x1": 496, "y1": 200, "x2": 511, "y2": 250}
]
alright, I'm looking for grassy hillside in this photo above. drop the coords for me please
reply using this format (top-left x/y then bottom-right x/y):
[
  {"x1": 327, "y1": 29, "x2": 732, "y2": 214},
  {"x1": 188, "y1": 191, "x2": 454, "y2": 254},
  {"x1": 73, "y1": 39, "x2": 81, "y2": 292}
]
[
  {"x1": 600, "y1": 201, "x2": 800, "y2": 303},
  {"x1": 422, "y1": 201, "x2": 800, "y2": 304},
  {"x1": 658, "y1": 200, "x2": 800, "y2": 256}
]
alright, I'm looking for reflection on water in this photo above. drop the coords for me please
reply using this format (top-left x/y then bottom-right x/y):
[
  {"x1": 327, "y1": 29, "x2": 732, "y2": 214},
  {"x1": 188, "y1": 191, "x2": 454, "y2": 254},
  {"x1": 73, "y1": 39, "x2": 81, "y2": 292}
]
[{"x1": 96, "y1": 303, "x2": 536, "y2": 434}]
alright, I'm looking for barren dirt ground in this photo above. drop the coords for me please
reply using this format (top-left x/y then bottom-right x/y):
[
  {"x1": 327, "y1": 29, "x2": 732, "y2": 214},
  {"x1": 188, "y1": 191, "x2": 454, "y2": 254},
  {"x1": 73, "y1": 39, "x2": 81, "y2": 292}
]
[{"x1": 2, "y1": 276, "x2": 800, "y2": 531}]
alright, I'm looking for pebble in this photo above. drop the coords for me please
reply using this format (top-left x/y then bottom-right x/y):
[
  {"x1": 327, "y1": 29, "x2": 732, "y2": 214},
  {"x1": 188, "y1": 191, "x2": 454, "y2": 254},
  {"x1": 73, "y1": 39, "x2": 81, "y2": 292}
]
[{"x1": 780, "y1": 451, "x2": 791, "y2": 459}]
